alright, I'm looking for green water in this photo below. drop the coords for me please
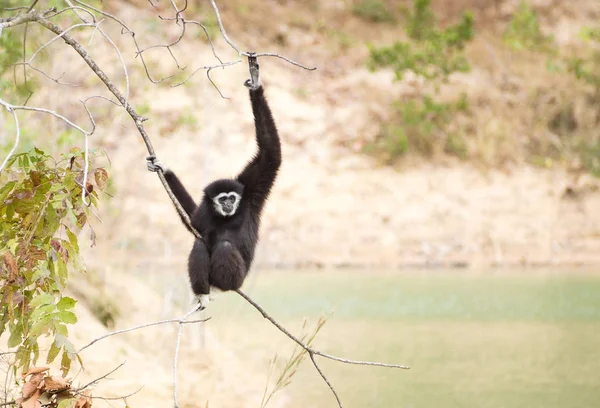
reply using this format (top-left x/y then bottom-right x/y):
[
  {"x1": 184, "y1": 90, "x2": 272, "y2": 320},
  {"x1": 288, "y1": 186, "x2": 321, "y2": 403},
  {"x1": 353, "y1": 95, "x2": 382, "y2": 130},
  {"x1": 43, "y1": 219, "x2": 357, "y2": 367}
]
[{"x1": 205, "y1": 270, "x2": 600, "y2": 408}]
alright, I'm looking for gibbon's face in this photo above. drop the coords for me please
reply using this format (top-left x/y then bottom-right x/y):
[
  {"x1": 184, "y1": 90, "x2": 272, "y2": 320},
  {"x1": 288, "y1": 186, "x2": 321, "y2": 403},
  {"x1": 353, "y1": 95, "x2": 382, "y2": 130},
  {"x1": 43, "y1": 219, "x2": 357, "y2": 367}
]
[{"x1": 212, "y1": 191, "x2": 242, "y2": 217}]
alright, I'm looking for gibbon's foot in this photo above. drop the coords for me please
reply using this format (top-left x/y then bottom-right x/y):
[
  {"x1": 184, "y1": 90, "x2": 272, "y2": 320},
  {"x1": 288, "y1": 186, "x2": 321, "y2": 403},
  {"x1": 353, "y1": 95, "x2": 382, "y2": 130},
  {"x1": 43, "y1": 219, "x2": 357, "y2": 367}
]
[
  {"x1": 244, "y1": 53, "x2": 261, "y2": 90},
  {"x1": 146, "y1": 155, "x2": 167, "y2": 173},
  {"x1": 193, "y1": 294, "x2": 211, "y2": 311}
]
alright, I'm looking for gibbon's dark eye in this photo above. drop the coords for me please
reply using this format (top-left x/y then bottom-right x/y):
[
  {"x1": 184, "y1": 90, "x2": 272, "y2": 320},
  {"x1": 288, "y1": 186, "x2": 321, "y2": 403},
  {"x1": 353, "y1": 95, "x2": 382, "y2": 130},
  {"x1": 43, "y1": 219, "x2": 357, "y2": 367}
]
[{"x1": 219, "y1": 197, "x2": 227, "y2": 203}]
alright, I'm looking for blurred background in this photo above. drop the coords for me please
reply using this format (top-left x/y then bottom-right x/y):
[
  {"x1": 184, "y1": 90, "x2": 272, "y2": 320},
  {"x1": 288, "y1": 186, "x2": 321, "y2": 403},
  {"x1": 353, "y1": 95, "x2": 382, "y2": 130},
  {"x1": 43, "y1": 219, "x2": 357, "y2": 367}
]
[{"x1": 1, "y1": 0, "x2": 600, "y2": 407}]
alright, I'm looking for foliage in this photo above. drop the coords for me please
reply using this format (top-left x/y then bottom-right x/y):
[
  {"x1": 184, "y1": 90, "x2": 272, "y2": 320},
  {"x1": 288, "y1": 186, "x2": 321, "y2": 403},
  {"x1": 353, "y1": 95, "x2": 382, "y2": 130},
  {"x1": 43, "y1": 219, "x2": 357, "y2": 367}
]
[
  {"x1": 352, "y1": 0, "x2": 395, "y2": 23},
  {"x1": 0, "y1": 147, "x2": 108, "y2": 376},
  {"x1": 0, "y1": 25, "x2": 31, "y2": 97},
  {"x1": 366, "y1": 0, "x2": 474, "y2": 162},
  {"x1": 365, "y1": 94, "x2": 470, "y2": 162},
  {"x1": 503, "y1": 1, "x2": 555, "y2": 52},
  {"x1": 567, "y1": 28, "x2": 600, "y2": 94},
  {"x1": 369, "y1": 0, "x2": 474, "y2": 81},
  {"x1": 261, "y1": 316, "x2": 327, "y2": 408}
]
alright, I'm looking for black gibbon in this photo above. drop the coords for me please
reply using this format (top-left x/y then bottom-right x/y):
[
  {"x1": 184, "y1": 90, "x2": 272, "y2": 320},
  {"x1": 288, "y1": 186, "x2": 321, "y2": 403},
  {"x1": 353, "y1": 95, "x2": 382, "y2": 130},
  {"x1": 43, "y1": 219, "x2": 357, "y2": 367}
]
[{"x1": 147, "y1": 55, "x2": 281, "y2": 309}]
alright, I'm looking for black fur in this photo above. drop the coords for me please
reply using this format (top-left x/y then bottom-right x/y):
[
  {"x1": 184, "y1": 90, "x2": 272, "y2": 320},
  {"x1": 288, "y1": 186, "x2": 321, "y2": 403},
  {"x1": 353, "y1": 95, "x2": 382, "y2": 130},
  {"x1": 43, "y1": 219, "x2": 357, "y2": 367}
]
[{"x1": 163, "y1": 85, "x2": 281, "y2": 294}]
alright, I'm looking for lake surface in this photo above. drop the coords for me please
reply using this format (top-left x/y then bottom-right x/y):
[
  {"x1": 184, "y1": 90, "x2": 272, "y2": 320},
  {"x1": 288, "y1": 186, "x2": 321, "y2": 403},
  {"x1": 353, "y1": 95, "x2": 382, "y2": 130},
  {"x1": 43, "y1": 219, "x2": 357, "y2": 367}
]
[{"x1": 203, "y1": 269, "x2": 600, "y2": 408}]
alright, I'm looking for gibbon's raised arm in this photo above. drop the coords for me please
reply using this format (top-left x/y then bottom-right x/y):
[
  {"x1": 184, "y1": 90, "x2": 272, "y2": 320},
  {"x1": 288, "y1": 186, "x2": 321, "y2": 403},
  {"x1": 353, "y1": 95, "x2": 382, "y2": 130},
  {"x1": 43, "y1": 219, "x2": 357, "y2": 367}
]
[{"x1": 237, "y1": 57, "x2": 282, "y2": 211}]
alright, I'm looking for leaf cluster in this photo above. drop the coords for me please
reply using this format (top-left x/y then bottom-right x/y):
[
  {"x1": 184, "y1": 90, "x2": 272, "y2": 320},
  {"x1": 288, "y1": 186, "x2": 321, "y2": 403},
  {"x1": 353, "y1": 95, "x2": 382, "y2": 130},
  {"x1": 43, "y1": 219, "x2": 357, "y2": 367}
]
[
  {"x1": 368, "y1": 0, "x2": 474, "y2": 81},
  {"x1": 0, "y1": 147, "x2": 109, "y2": 376},
  {"x1": 503, "y1": 1, "x2": 555, "y2": 53}
]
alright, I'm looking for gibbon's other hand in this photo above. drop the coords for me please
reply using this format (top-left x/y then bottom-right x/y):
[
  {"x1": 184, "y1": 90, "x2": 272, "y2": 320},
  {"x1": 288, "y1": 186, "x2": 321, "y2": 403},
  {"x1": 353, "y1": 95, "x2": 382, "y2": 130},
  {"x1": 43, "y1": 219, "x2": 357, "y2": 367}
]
[
  {"x1": 146, "y1": 155, "x2": 167, "y2": 173},
  {"x1": 244, "y1": 52, "x2": 261, "y2": 90}
]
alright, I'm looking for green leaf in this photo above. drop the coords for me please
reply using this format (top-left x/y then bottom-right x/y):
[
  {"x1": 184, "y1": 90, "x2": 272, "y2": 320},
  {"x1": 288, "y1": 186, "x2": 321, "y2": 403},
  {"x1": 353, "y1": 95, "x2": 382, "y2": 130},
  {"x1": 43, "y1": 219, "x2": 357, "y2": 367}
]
[
  {"x1": 8, "y1": 325, "x2": 23, "y2": 348},
  {"x1": 56, "y1": 311, "x2": 78, "y2": 325},
  {"x1": 62, "y1": 339, "x2": 76, "y2": 354},
  {"x1": 29, "y1": 293, "x2": 55, "y2": 308},
  {"x1": 65, "y1": 227, "x2": 79, "y2": 252},
  {"x1": 60, "y1": 350, "x2": 73, "y2": 377},
  {"x1": 0, "y1": 181, "x2": 17, "y2": 201},
  {"x1": 29, "y1": 315, "x2": 54, "y2": 337},
  {"x1": 15, "y1": 345, "x2": 30, "y2": 372},
  {"x1": 57, "y1": 258, "x2": 68, "y2": 286},
  {"x1": 57, "y1": 398, "x2": 76, "y2": 408},
  {"x1": 47, "y1": 342, "x2": 61, "y2": 363},
  {"x1": 56, "y1": 296, "x2": 76, "y2": 311},
  {"x1": 31, "y1": 304, "x2": 56, "y2": 322},
  {"x1": 32, "y1": 342, "x2": 40, "y2": 366},
  {"x1": 55, "y1": 324, "x2": 68, "y2": 337}
]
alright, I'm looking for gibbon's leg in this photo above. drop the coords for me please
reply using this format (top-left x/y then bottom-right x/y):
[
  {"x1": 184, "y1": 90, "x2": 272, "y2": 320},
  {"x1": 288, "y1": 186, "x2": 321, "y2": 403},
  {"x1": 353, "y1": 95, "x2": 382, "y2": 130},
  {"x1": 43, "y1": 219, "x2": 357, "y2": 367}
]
[
  {"x1": 147, "y1": 155, "x2": 198, "y2": 233},
  {"x1": 209, "y1": 241, "x2": 247, "y2": 291},
  {"x1": 188, "y1": 239, "x2": 211, "y2": 309}
]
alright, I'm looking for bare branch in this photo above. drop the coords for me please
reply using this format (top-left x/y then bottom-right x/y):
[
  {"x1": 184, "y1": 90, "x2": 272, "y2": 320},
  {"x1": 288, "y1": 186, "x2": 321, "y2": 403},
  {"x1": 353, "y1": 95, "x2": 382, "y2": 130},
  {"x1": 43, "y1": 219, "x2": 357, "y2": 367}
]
[
  {"x1": 173, "y1": 303, "x2": 203, "y2": 408},
  {"x1": 0, "y1": 8, "x2": 53, "y2": 29},
  {"x1": 250, "y1": 52, "x2": 317, "y2": 71},
  {"x1": 28, "y1": 22, "x2": 96, "y2": 63},
  {"x1": 169, "y1": 60, "x2": 240, "y2": 88},
  {"x1": 27, "y1": 0, "x2": 39, "y2": 13},
  {"x1": 206, "y1": 68, "x2": 229, "y2": 99},
  {"x1": 73, "y1": 361, "x2": 126, "y2": 392},
  {"x1": 235, "y1": 289, "x2": 409, "y2": 407},
  {"x1": 7, "y1": 104, "x2": 90, "y2": 135},
  {"x1": 208, "y1": 0, "x2": 241, "y2": 54},
  {"x1": 0, "y1": 100, "x2": 21, "y2": 174},
  {"x1": 78, "y1": 314, "x2": 209, "y2": 354},
  {"x1": 310, "y1": 353, "x2": 343, "y2": 408},
  {"x1": 15, "y1": 63, "x2": 81, "y2": 86}
]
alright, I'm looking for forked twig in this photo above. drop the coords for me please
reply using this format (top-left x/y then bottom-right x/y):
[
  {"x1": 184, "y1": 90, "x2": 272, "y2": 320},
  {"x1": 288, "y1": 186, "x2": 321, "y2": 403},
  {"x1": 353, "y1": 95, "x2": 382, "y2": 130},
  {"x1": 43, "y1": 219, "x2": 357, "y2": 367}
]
[{"x1": 236, "y1": 289, "x2": 409, "y2": 407}]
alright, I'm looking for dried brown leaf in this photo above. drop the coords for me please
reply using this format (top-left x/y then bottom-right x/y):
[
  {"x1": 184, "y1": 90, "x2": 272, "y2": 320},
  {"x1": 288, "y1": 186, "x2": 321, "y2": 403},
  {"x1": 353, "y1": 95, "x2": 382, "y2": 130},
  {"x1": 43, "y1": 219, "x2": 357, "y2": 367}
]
[
  {"x1": 44, "y1": 376, "x2": 72, "y2": 391},
  {"x1": 94, "y1": 168, "x2": 108, "y2": 191},
  {"x1": 75, "y1": 390, "x2": 92, "y2": 408},
  {"x1": 89, "y1": 225, "x2": 96, "y2": 248},
  {"x1": 14, "y1": 190, "x2": 34, "y2": 200},
  {"x1": 22, "y1": 367, "x2": 49, "y2": 379},
  {"x1": 29, "y1": 170, "x2": 43, "y2": 187},
  {"x1": 51, "y1": 239, "x2": 69, "y2": 263},
  {"x1": 76, "y1": 211, "x2": 87, "y2": 227},
  {"x1": 18, "y1": 245, "x2": 47, "y2": 269},
  {"x1": 20, "y1": 389, "x2": 42, "y2": 408},
  {"x1": 21, "y1": 381, "x2": 38, "y2": 400},
  {"x1": 4, "y1": 252, "x2": 18, "y2": 281}
]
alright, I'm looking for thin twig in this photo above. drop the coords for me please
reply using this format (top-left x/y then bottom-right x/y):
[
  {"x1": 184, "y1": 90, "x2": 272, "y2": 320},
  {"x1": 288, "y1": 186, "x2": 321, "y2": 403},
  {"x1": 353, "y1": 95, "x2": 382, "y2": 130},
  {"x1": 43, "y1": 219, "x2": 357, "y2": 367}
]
[
  {"x1": 78, "y1": 315, "x2": 209, "y2": 354},
  {"x1": 310, "y1": 353, "x2": 342, "y2": 407},
  {"x1": 208, "y1": 0, "x2": 240, "y2": 54},
  {"x1": 236, "y1": 289, "x2": 409, "y2": 407},
  {"x1": 27, "y1": 0, "x2": 39, "y2": 13},
  {"x1": 0, "y1": 100, "x2": 21, "y2": 173},
  {"x1": 72, "y1": 361, "x2": 126, "y2": 392},
  {"x1": 173, "y1": 303, "x2": 203, "y2": 408}
]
